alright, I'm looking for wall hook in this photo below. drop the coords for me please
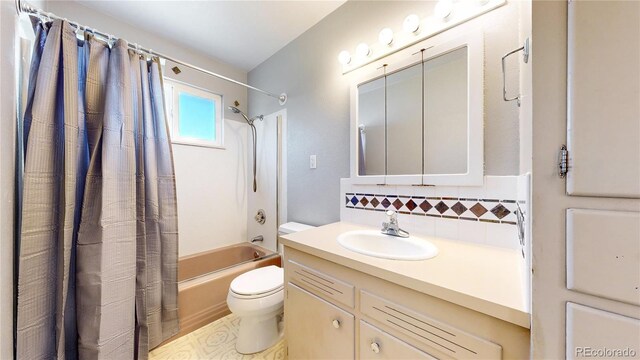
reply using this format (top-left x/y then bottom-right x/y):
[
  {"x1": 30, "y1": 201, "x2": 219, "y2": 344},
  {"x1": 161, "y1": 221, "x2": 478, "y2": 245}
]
[{"x1": 502, "y1": 37, "x2": 529, "y2": 107}]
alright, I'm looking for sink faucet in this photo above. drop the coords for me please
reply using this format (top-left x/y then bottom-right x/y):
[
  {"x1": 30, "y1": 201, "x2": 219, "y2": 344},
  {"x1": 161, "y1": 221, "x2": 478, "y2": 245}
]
[{"x1": 381, "y1": 210, "x2": 410, "y2": 238}]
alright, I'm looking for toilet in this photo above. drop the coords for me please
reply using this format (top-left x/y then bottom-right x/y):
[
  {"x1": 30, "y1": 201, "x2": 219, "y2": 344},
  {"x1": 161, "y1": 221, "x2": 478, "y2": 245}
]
[{"x1": 227, "y1": 222, "x2": 314, "y2": 354}]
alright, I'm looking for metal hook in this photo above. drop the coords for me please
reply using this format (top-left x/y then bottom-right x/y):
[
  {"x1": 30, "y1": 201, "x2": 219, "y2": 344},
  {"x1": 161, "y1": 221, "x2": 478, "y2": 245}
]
[
  {"x1": 70, "y1": 21, "x2": 81, "y2": 36},
  {"x1": 502, "y1": 38, "x2": 529, "y2": 107},
  {"x1": 134, "y1": 43, "x2": 144, "y2": 59}
]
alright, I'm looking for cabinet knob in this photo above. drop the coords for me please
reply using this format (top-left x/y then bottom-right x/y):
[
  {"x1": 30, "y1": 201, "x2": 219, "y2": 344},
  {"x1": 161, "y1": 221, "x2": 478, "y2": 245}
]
[
  {"x1": 371, "y1": 342, "x2": 381, "y2": 353},
  {"x1": 332, "y1": 319, "x2": 341, "y2": 329}
]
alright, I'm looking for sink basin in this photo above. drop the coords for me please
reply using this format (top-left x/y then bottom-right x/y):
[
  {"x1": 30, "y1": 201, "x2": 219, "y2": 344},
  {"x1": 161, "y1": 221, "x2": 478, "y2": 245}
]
[{"x1": 336, "y1": 230, "x2": 438, "y2": 261}]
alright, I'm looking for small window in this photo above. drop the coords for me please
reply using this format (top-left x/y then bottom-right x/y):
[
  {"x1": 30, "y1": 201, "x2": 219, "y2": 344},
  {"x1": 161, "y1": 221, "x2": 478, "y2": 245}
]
[{"x1": 164, "y1": 79, "x2": 224, "y2": 148}]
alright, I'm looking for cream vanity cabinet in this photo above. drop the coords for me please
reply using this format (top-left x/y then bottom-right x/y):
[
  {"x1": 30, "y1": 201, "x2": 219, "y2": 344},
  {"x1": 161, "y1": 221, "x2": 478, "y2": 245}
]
[
  {"x1": 283, "y1": 247, "x2": 530, "y2": 359},
  {"x1": 287, "y1": 283, "x2": 355, "y2": 359}
]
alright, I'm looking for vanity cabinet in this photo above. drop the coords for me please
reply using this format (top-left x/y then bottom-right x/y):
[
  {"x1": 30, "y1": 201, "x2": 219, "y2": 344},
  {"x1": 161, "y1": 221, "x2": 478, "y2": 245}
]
[
  {"x1": 287, "y1": 283, "x2": 355, "y2": 359},
  {"x1": 359, "y1": 321, "x2": 437, "y2": 360},
  {"x1": 283, "y1": 246, "x2": 530, "y2": 359}
]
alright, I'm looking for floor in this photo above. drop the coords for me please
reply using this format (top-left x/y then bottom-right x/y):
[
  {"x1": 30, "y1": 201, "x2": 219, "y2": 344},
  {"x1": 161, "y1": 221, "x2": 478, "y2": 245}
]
[{"x1": 149, "y1": 314, "x2": 286, "y2": 360}]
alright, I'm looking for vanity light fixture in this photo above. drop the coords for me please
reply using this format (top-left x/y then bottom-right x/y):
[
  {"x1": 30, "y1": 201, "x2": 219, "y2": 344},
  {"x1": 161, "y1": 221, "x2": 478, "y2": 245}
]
[
  {"x1": 403, "y1": 14, "x2": 421, "y2": 34},
  {"x1": 338, "y1": 50, "x2": 352, "y2": 65},
  {"x1": 338, "y1": 0, "x2": 506, "y2": 74},
  {"x1": 435, "y1": 0, "x2": 454, "y2": 20},
  {"x1": 378, "y1": 28, "x2": 394, "y2": 46},
  {"x1": 356, "y1": 43, "x2": 371, "y2": 58}
]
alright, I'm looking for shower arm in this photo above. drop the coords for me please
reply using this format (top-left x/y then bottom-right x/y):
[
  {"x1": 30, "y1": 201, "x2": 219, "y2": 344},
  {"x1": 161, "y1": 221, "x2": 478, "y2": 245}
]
[{"x1": 14, "y1": 0, "x2": 288, "y2": 106}]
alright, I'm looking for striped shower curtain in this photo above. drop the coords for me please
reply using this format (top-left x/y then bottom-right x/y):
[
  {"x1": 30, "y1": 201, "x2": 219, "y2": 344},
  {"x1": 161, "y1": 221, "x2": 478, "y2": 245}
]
[{"x1": 16, "y1": 19, "x2": 179, "y2": 359}]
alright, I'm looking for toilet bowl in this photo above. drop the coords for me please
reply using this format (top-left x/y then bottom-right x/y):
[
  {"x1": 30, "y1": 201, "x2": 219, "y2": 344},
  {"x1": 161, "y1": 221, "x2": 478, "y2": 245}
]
[
  {"x1": 228, "y1": 222, "x2": 315, "y2": 354},
  {"x1": 227, "y1": 265, "x2": 284, "y2": 354}
]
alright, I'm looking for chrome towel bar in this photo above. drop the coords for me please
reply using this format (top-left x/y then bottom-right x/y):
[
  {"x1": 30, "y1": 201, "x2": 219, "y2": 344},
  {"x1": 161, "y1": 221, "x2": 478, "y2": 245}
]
[{"x1": 502, "y1": 38, "x2": 530, "y2": 107}]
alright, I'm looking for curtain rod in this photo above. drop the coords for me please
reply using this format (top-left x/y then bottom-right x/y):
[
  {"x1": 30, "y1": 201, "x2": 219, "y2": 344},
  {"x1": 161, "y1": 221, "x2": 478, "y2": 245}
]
[{"x1": 15, "y1": 0, "x2": 288, "y2": 105}]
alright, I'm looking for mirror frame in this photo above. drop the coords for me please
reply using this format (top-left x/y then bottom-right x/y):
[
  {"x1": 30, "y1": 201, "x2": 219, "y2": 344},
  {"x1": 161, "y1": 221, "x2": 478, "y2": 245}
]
[{"x1": 349, "y1": 32, "x2": 484, "y2": 186}]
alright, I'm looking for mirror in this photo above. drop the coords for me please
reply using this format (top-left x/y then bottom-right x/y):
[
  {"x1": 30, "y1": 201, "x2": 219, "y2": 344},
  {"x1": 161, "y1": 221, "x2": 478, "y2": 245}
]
[
  {"x1": 353, "y1": 33, "x2": 483, "y2": 185},
  {"x1": 386, "y1": 63, "x2": 422, "y2": 176},
  {"x1": 424, "y1": 47, "x2": 468, "y2": 174},
  {"x1": 357, "y1": 77, "x2": 385, "y2": 176}
]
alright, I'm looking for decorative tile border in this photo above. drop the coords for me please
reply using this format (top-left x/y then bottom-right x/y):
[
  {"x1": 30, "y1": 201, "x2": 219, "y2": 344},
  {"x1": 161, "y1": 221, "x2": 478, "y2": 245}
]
[{"x1": 345, "y1": 193, "x2": 522, "y2": 225}]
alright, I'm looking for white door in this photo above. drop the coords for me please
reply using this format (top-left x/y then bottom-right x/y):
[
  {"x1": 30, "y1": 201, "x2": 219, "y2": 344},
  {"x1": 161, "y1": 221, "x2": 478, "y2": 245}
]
[{"x1": 532, "y1": 1, "x2": 640, "y2": 359}]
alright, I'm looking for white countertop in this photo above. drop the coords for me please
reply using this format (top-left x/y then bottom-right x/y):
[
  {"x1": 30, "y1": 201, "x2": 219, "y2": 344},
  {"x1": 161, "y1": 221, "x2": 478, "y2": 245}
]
[{"x1": 280, "y1": 221, "x2": 530, "y2": 329}]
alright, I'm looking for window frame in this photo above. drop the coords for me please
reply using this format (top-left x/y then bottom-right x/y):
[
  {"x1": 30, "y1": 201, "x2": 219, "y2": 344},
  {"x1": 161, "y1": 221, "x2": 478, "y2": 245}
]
[{"x1": 164, "y1": 78, "x2": 225, "y2": 149}]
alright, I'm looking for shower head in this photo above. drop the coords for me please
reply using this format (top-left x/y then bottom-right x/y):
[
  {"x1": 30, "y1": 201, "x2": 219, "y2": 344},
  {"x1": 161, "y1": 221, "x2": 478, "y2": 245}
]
[
  {"x1": 228, "y1": 106, "x2": 263, "y2": 124},
  {"x1": 228, "y1": 106, "x2": 250, "y2": 123},
  {"x1": 228, "y1": 105, "x2": 263, "y2": 193}
]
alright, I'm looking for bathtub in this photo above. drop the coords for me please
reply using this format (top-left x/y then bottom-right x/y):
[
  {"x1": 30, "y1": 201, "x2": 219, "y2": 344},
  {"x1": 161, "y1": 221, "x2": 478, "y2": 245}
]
[{"x1": 161, "y1": 243, "x2": 281, "y2": 345}]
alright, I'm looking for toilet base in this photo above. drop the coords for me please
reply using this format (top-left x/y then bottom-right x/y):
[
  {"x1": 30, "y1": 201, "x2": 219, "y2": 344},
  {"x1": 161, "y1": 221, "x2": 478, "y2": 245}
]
[{"x1": 235, "y1": 309, "x2": 284, "y2": 354}]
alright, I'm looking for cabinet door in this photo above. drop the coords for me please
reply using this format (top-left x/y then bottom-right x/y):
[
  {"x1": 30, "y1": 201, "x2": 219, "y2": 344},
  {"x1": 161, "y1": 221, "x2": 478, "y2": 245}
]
[
  {"x1": 359, "y1": 321, "x2": 437, "y2": 360},
  {"x1": 286, "y1": 283, "x2": 355, "y2": 359}
]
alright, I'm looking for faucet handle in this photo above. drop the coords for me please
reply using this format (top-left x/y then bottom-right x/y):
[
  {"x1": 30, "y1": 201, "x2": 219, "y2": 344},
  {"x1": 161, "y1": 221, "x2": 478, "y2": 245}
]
[{"x1": 385, "y1": 210, "x2": 398, "y2": 223}]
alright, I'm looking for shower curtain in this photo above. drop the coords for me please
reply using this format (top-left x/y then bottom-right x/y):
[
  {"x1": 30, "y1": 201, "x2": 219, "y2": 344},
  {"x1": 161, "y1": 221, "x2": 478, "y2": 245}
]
[{"x1": 16, "y1": 19, "x2": 179, "y2": 359}]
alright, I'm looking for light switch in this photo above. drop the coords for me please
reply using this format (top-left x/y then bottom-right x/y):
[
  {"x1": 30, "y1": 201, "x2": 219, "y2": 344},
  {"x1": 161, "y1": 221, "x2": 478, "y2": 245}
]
[{"x1": 310, "y1": 155, "x2": 317, "y2": 169}]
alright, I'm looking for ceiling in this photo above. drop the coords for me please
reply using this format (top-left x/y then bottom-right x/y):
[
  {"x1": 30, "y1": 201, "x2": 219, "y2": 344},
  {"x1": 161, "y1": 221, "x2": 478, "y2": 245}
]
[{"x1": 74, "y1": 0, "x2": 346, "y2": 71}]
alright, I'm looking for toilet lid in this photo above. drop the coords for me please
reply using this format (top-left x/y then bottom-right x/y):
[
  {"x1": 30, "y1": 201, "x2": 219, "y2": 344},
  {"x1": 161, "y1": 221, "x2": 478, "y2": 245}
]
[{"x1": 230, "y1": 265, "x2": 284, "y2": 296}]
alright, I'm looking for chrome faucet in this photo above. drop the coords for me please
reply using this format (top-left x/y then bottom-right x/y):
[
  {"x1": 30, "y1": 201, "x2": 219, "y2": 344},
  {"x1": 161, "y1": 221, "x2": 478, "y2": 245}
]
[
  {"x1": 251, "y1": 235, "x2": 264, "y2": 243},
  {"x1": 381, "y1": 210, "x2": 409, "y2": 238}
]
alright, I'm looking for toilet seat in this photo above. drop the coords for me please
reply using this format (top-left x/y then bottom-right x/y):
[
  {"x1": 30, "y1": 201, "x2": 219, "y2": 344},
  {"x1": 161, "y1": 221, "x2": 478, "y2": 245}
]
[
  {"x1": 229, "y1": 285, "x2": 283, "y2": 300},
  {"x1": 230, "y1": 265, "x2": 283, "y2": 297}
]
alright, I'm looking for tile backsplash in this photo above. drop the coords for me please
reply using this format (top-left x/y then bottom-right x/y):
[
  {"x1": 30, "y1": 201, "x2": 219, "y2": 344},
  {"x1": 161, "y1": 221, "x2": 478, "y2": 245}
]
[
  {"x1": 340, "y1": 175, "x2": 530, "y2": 255},
  {"x1": 345, "y1": 193, "x2": 519, "y2": 224}
]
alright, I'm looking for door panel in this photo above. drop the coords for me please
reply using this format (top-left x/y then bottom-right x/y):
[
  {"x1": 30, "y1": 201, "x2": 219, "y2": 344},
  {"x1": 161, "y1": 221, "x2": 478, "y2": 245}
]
[
  {"x1": 359, "y1": 321, "x2": 437, "y2": 360},
  {"x1": 567, "y1": 0, "x2": 640, "y2": 198},
  {"x1": 532, "y1": 1, "x2": 640, "y2": 358},
  {"x1": 567, "y1": 209, "x2": 640, "y2": 306},
  {"x1": 566, "y1": 303, "x2": 640, "y2": 360},
  {"x1": 286, "y1": 283, "x2": 355, "y2": 359}
]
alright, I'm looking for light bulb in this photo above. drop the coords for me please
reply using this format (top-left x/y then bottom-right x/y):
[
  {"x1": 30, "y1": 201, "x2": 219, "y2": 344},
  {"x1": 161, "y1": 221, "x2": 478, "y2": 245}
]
[
  {"x1": 435, "y1": 0, "x2": 454, "y2": 20},
  {"x1": 378, "y1": 28, "x2": 394, "y2": 46},
  {"x1": 338, "y1": 50, "x2": 351, "y2": 65},
  {"x1": 356, "y1": 43, "x2": 371, "y2": 58},
  {"x1": 403, "y1": 14, "x2": 420, "y2": 34}
]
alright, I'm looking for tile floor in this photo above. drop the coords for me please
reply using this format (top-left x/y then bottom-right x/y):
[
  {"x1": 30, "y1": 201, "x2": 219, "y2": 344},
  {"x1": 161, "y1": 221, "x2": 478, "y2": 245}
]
[{"x1": 149, "y1": 314, "x2": 286, "y2": 360}]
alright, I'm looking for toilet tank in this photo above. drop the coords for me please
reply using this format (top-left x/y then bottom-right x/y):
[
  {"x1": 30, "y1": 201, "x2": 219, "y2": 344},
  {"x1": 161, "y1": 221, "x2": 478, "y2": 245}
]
[{"x1": 278, "y1": 222, "x2": 314, "y2": 235}]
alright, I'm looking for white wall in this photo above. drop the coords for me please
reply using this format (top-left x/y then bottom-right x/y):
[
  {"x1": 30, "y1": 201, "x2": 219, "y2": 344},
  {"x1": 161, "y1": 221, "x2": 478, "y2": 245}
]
[
  {"x1": 174, "y1": 120, "x2": 248, "y2": 256},
  {"x1": 249, "y1": 0, "x2": 524, "y2": 226},
  {"x1": 44, "y1": 1, "x2": 248, "y2": 115},
  {"x1": 247, "y1": 110, "x2": 287, "y2": 253},
  {"x1": 44, "y1": 1, "x2": 252, "y2": 257}
]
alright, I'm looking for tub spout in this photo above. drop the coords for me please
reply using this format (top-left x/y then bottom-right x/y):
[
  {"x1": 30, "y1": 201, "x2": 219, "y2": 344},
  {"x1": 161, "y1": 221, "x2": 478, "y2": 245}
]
[{"x1": 251, "y1": 235, "x2": 264, "y2": 243}]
